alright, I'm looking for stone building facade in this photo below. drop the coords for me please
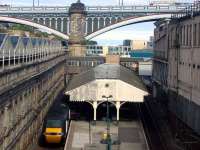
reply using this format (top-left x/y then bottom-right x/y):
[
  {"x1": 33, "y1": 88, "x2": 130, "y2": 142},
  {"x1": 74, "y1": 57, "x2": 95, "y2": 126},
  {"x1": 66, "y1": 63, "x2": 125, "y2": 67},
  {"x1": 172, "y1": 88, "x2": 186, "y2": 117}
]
[
  {"x1": 153, "y1": 20, "x2": 169, "y2": 97},
  {"x1": 153, "y1": 13, "x2": 200, "y2": 134}
]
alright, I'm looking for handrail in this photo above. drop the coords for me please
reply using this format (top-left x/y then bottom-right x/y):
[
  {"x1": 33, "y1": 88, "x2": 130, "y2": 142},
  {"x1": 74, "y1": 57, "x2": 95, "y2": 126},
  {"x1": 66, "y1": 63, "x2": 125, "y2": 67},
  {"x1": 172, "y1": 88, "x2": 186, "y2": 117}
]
[{"x1": 0, "y1": 4, "x2": 191, "y2": 13}]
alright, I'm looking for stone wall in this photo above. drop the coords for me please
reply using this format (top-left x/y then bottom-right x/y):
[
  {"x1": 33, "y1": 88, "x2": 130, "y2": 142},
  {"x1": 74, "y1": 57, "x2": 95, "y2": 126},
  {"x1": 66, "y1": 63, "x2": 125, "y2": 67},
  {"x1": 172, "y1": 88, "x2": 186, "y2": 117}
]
[
  {"x1": 154, "y1": 14, "x2": 200, "y2": 135},
  {"x1": 0, "y1": 56, "x2": 65, "y2": 150}
]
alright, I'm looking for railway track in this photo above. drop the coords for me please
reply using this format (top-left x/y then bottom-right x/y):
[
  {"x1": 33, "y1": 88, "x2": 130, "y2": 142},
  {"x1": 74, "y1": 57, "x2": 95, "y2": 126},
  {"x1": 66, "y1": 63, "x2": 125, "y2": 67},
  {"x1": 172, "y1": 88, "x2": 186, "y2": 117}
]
[
  {"x1": 34, "y1": 102, "x2": 165, "y2": 150},
  {"x1": 138, "y1": 103, "x2": 166, "y2": 150},
  {"x1": 35, "y1": 147, "x2": 63, "y2": 150}
]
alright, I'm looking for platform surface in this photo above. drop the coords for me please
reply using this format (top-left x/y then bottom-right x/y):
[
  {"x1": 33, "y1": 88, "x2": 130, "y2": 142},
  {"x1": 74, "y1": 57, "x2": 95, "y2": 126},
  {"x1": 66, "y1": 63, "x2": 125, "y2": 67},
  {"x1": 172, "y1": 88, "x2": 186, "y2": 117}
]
[{"x1": 65, "y1": 121, "x2": 149, "y2": 150}]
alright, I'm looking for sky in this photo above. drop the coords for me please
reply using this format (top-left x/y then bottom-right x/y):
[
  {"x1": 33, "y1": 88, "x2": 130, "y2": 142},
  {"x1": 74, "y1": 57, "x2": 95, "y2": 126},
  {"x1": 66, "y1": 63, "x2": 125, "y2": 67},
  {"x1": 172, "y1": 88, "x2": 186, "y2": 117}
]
[
  {"x1": 1, "y1": 0, "x2": 194, "y2": 6},
  {"x1": 0, "y1": 0, "x2": 193, "y2": 45}
]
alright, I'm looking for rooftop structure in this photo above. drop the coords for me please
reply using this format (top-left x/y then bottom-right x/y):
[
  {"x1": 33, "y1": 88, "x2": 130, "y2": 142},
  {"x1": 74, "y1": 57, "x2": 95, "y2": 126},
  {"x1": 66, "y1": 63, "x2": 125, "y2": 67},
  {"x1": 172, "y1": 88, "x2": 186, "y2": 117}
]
[{"x1": 65, "y1": 63, "x2": 148, "y2": 121}]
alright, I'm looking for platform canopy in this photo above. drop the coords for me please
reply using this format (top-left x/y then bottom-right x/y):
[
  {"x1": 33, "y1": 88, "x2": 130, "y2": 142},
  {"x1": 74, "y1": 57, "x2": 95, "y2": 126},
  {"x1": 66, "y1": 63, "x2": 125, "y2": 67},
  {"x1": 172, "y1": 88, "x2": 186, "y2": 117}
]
[{"x1": 65, "y1": 63, "x2": 148, "y2": 103}]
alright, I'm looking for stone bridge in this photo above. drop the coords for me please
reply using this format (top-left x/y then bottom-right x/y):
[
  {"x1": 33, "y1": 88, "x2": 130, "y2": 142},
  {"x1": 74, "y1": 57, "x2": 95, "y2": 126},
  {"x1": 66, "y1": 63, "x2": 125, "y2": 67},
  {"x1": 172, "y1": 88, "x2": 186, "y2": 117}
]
[{"x1": 0, "y1": 2, "x2": 191, "y2": 36}]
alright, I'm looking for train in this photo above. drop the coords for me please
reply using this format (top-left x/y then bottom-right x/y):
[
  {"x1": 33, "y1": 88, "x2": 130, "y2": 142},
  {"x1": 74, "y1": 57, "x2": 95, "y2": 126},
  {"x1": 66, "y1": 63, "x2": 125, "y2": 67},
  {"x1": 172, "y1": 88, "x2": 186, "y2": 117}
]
[{"x1": 40, "y1": 99, "x2": 70, "y2": 145}]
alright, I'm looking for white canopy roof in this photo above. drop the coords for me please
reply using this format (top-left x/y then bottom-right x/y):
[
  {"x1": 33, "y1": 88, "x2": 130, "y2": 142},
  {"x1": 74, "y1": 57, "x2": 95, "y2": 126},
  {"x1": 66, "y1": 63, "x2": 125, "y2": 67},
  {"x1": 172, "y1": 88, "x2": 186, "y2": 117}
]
[{"x1": 65, "y1": 64, "x2": 148, "y2": 103}]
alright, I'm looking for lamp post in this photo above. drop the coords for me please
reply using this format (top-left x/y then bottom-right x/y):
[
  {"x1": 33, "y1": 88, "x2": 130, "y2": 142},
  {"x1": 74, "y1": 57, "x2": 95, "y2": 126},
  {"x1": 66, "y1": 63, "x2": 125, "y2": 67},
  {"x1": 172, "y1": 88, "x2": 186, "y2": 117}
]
[{"x1": 102, "y1": 95, "x2": 112, "y2": 150}]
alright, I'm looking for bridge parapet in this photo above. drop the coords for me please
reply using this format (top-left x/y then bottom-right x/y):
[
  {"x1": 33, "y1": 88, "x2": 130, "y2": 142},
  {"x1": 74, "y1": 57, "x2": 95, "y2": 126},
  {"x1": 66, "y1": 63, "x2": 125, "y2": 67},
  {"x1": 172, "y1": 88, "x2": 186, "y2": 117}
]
[
  {"x1": 172, "y1": 2, "x2": 200, "y2": 19},
  {"x1": 0, "y1": 3, "x2": 192, "y2": 37},
  {"x1": 0, "y1": 4, "x2": 191, "y2": 14}
]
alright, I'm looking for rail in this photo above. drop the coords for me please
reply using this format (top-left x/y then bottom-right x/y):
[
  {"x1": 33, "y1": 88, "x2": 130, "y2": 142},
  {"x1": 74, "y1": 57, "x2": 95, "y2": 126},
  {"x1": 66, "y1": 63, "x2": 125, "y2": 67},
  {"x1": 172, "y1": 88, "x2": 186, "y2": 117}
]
[
  {"x1": 137, "y1": 104, "x2": 150, "y2": 150},
  {"x1": 138, "y1": 103, "x2": 167, "y2": 150}
]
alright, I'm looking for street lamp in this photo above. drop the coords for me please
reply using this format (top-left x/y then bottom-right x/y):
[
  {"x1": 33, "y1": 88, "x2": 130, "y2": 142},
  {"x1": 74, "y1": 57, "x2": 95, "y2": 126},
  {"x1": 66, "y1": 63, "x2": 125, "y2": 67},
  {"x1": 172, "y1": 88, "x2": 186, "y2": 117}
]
[{"x1": 102, "y1": 95, "x2": 113, "y2": 150}]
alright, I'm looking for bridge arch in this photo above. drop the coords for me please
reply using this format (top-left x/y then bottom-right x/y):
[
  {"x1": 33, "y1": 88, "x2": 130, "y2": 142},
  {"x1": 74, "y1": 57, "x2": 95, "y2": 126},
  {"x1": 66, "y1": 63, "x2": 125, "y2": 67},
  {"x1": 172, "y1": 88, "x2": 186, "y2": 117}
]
[
  {"x1": 85, "y1": 14, "x2": 171, "y2": 40},
  {"x1": 0, "y1": 16, "x2": 69, "y2": 40},
  {"x1": 99, "y1": 18, "x2": 104, "y2": 29}
]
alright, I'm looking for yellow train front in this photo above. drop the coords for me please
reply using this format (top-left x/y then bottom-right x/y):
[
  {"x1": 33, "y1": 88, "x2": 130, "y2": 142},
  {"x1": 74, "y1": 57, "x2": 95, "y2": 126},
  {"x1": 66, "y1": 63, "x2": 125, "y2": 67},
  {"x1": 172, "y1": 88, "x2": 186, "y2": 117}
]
[
  {"x1": 43, "y1": 118, "x2": 67, "y2": 144},
  {"x1": 40, "y1": 101, "x2": 70, "y2": 145}
]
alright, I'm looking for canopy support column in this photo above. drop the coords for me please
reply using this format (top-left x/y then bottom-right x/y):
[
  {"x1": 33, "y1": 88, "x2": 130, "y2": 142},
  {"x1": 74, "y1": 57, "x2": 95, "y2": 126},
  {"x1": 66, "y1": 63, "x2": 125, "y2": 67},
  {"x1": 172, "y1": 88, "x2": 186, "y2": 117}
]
[
  {"x1": 116, "y1": 101, "x2": 120, "y2": 121},
  {"x1": 93, "y1": 101, "x2": 97, "y2": 121}
]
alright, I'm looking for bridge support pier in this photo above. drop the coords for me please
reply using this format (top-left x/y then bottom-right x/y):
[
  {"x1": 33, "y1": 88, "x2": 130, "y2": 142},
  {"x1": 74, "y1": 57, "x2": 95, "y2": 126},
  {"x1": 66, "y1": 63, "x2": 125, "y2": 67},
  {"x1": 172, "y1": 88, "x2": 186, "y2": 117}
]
[{"x1": 68, "y1": 1, "x2": 87, "y2": 56}]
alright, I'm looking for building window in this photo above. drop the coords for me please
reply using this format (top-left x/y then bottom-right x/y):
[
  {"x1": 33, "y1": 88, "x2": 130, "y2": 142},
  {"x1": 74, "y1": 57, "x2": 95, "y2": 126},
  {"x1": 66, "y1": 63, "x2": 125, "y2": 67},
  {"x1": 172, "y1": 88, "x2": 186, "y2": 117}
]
[
  {"x1": 183, "y1": 25, "x2": 186, "y2": 46},
  {"x1": 189, "y1": 24, "x2": 192, "y2": 46},
  {"x1": 185, "y1": 25, "x2": 189, "y2": 46},
  {"x1": 180, "y1": 26, "x2": 182, "y2": 46},
  {"x1": 194, "y1": 24, "x2": 197, "y2": 46},
  {"x1": 186, "y1": 25, "x2": 189, "y2": 46},
  {"x1": 198, "y1": 23, "x2": 200, "y2": 46}
]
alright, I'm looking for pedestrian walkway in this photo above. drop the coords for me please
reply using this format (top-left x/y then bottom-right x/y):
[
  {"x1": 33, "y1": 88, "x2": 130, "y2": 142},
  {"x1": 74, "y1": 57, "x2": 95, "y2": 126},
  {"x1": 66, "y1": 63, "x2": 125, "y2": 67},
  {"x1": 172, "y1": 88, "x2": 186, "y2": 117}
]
[{"x1": 65, "y1": 121, "x2": 148, "y2": 150}]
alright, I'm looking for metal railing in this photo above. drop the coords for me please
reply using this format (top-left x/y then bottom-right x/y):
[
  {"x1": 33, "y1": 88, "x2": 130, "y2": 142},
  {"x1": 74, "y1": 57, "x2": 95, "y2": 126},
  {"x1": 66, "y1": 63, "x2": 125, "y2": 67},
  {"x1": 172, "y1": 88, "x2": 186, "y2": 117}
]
[
  {"x1": 0, "y1": 34, "x2": 66, "y2": 72},
  {"x1": 172, "y1": 2, "x2": 200, "y2": 19},
  {"x1": 0, "y1": 4, "x2": 192, "y2": 14}
]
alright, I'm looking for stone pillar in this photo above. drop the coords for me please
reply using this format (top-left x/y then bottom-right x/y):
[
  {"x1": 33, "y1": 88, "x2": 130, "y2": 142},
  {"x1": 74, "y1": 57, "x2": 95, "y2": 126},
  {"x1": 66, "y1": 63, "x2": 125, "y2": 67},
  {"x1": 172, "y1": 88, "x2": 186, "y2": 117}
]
[
  {"x1": 97, "y1": 17, "x2": 100, "y2": 30},
  {"x1": 115, "y1": 17, "x2": 118, "y2": 23},
  {"x1": 61, "y1": 18, "x2": 64, "y2": 32},
  {"x1": 103, "y1": 18, "x2": 106, "y2": 27},
  {"x1": 49, "y1": 18, "x2": 52, "y2": 28},
  {"x1": 55, "y1": 18, "x2": 58, "y2": 30},
  {"x1": 68, "y1": 0, "x2": 87, "y2": 56},
  {"x1": 93, "y1": 101, "x2": 97, "y2": 121},
  {"x1": 116, "y1": 101, "x2": 120, "y2": 121},
  {"x1": 91, "y1": 17, "x2": 94, "y2": 33},
  {"x1": 109, "y1": 17, "x2": 112, "y2": 24}
]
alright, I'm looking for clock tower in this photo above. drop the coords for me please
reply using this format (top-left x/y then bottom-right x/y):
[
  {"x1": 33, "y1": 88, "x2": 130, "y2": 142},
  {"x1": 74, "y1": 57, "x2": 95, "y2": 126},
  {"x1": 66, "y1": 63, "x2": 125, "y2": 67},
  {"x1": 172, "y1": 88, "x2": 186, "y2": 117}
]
[{"x1": 68, "y1": 0, "x2": 87, "y2": 56}]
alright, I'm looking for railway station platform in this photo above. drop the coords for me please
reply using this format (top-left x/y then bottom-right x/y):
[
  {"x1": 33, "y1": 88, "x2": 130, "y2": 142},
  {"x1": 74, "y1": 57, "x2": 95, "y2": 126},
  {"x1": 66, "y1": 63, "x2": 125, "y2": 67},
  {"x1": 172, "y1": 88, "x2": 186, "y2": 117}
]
[
  {"x1": 64, "y1": 121, "x2": 149, "y2": 150},
  {"x1": 65, "y1": 63, "x2": 148, "y2": 122}
]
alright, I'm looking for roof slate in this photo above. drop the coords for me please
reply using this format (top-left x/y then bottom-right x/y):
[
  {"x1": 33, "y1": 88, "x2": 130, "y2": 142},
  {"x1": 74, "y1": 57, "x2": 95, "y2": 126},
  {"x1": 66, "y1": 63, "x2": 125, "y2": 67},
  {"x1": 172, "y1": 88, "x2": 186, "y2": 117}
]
[{"x1": 66, "y1": 63, "x2": 147, "y2": 92}]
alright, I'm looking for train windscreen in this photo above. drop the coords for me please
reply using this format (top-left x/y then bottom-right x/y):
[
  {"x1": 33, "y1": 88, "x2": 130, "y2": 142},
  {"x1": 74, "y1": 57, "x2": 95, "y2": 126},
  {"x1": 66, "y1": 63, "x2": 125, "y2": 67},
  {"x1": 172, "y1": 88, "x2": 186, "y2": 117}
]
[{"x1": 46, "y1": 120, "x2": 63, "y2": 128}]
